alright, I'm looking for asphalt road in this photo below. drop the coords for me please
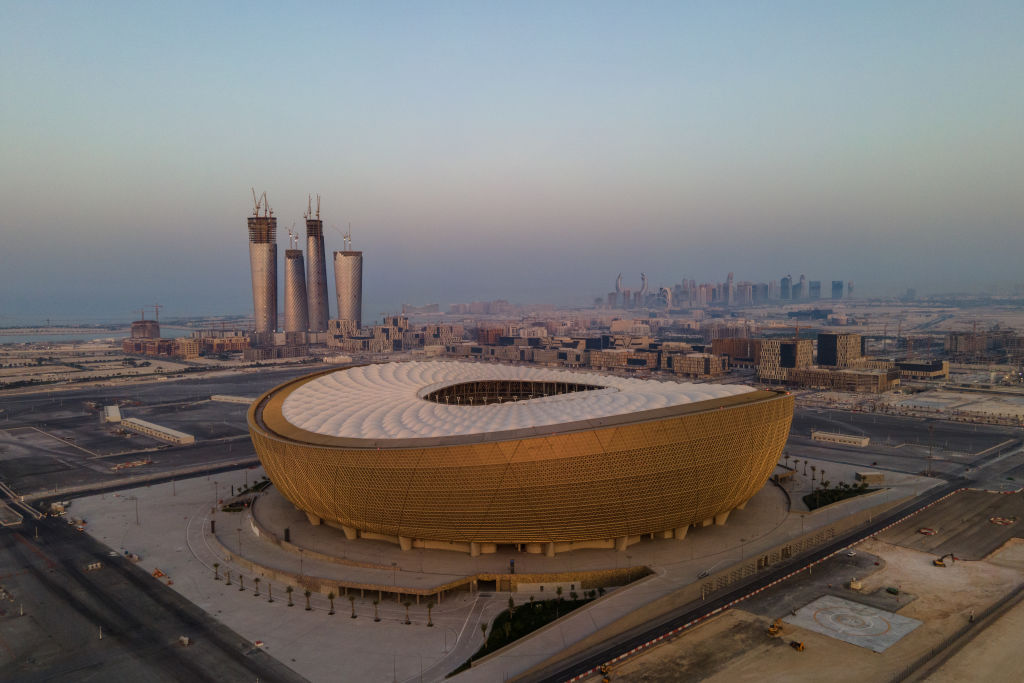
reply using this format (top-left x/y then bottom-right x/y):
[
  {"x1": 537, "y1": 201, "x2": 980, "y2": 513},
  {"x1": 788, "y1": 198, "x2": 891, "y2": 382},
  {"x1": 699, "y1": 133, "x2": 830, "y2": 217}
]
[
  {"x1": 526, "y1": 478, "x2": 967, "y2": 683},
  {"x1": 0, "y1": 516, "x2": 307, "y2": 683},
  {"x1": 0, "y1": 366, "x2": 317, "y2": 496},
  {"x1": 791, "y1": 408, "x2": 1014, "y2": 453}
]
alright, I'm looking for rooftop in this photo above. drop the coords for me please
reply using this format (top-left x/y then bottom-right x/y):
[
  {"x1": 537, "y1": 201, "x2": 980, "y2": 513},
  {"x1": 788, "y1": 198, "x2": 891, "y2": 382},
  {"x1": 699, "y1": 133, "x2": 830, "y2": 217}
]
[{"x1": 279, "y1": 361, "x2": 756, "y2": 440}]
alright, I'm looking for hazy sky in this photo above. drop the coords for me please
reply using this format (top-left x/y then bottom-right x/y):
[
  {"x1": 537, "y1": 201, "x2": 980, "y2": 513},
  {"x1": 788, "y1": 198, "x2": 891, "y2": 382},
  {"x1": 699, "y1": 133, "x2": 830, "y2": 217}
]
[{"x1": 2, "y1": 2, "x2": 1022, "y2": 323}]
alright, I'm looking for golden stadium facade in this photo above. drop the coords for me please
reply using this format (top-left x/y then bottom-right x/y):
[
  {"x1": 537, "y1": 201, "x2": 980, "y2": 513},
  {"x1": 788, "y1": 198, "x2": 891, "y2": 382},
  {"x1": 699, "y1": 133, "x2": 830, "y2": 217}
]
[{"x1": 248, "y1": 362, "x2": 793, "y2": 556}]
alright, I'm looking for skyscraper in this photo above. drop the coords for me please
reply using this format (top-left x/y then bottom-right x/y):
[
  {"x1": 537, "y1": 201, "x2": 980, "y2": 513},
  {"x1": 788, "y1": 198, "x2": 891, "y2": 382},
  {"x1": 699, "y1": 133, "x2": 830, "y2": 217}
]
[
  {"x1": 247, "y1": 191, "x2": 277, "y2": 334},
  {"x1": 794, "y1": 274, "x2": 806, "y2": 301},
  {"x1": 780, "y1": 275, "x2": 792, "y2": 301},
  {"x1": 304, "y1": 195, "x2": 329, "y2": 332},
  {"x1": 333, "y1": 230, "x2": 363, "y2": 328},
  {"x1": 832, "y1": 280, "x2": 844, "y2": 299},
  {"x1": 284, "y1": 248, "x2": 309, "y2": 333}
]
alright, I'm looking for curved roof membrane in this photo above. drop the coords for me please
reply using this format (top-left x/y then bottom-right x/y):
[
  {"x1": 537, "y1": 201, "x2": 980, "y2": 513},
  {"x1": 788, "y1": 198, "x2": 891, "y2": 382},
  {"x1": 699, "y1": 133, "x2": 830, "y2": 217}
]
[{"x1": 281, "y1": 361, "x2": 755, "y2": 440}]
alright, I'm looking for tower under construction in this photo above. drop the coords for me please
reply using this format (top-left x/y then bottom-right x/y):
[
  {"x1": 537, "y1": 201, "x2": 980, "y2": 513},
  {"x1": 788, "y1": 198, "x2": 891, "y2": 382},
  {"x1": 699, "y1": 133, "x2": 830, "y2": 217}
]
[
  {"x1": 333, "y1": 229, "x2": 362, "y2": 329},
  {"x1": 284, "y1": 230, "x2": 309, "y2": 333},
  {"x1": 247, "y1": 190, "x2": 278, "y2": 334},
  {"x1": 304, "y1": 195, "x2": 329, "y2": 332}
]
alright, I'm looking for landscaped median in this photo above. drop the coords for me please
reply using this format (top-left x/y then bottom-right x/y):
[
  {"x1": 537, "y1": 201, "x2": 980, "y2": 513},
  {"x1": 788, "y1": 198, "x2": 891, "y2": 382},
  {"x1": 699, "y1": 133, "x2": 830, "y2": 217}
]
[{"x1": 449, "y1": 591, "x2": 603, "y2": 677}]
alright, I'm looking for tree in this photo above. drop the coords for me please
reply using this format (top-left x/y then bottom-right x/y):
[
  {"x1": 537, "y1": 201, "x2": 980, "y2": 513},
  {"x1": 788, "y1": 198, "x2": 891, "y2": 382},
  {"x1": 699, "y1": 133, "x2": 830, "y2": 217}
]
[
  {"x1": 508, "y1": 596, "x2": 515, "y2": 615},
  {"x1": 267, "y1": 583, "x2": 274, "y2": 603},
  {"x1": 238, "y1": 575, "x2": 245, "y2": 592},
  {"x1": 810, "y1": 465, "x2": 817, "y2": 482},
  {"x1": 253, "y1": 577, "x2": 260, "y2": 596},
  {"x1": 225, "y1": 570, "x2": 231, "y2": 586},
  {"x1": 304, "y1": 589, "x2": 312, "y2": 611},
  {"x1": 373, "y1": 598, "x2": 380, "y2": 622},
  {"x1": 403, "y1": 600, "x2": 412, "y2": 625},
  {"x1": 286, "y1": 585, "x2": 294, "y2": 607},
  {"x1": 784, "y1": 453, "x2": 791, "y2": 469},
  {"x1": 328, "y1": 592, "x2": 336, "y2": 615},
  {"x1": 570, "y1": 591, "x2": 578, "y2": 601},
  {"x1": 480, "y1": 622, "x2": 488, "y2": 646},
  {"x1": 426, "y1": 600, "x2": 435, "y2": 627},
  {"x1": 213, "y1": 562, "x2": 220, "y2": 581},
  {"x1": 349, "y1": 595, "x2": 356, "y2": 619},
  {"x1": 555, "y1": 586, "x2": 563, "y2": 617},
  {"x1": 803, "y1": 460, "x2": 809, "y2": 475}
]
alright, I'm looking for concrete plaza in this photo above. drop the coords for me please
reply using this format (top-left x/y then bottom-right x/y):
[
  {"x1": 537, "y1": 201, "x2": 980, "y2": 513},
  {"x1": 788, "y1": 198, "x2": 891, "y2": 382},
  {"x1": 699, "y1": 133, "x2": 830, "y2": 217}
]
[{"x1": 72, "y1": 457, "x2": 938, "y2": 682}]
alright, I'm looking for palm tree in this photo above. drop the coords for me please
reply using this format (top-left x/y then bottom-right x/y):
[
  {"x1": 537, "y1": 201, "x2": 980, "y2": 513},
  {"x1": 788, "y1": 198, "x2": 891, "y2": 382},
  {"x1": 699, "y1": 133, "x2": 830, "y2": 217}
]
[
  {"x1": 213, "y1": 562, "x2": 220, "y2": 580},
  {"x1": 373, "y1": 598, "x2": 380, "y2": 622},
  {"x1": 810, "y1": 465, "x2": 817, "y2": 482},
  {"x1": 480, "y1": 622, "x2": 488, "y2": 646},
  {"x1": 783, "y1": 453, "x2": 791, "y2": 469},
  {"x1": 253, "y1": 577, "x2": 260, "y2": 596},
  {"x1": 556, "y1": 586, "x2": 563, "y2": 617},
  {"x1": 267, "y1": 583, "x2": 274, "y2": 603},
  {"x1": 426, "y1": 600, "x2": 434, "y2": 627},
  {"x1": 225, "y1": 570, "x2": 232, "y2": 586},
  {"x1": 403, "y1": 600, "x2": 412, "y2": 625},
  {"x1": 803, "y1": 460, "x2": 809, "y2": 476},
  {"x1": 328, "y1": 592, "x2": 336, "y2": 615},
  {"x1": 820, "y1": 469, "x2": 825, "y2": 485},
  {"x1": 349, "y1": 595, "x2": 356, "y2": 619},
  {"x1": 304, "y1": 589, "x2": 312, "y2": 611},
  {"x1": 286, "y1": 585, "x2": 294, "y2": 607},
  {"x1": 238, "y1": 575, "x2": 245, "y2": 592}
]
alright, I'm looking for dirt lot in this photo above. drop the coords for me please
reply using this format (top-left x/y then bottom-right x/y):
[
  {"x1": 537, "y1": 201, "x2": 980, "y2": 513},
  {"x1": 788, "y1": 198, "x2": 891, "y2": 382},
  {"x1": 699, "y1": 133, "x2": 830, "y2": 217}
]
[
  {"x1": 878, "y1": 490, "x2": 1023, "y2": 560},
  {"x1": 596, "y1": 538, "x2": 1023, "y2": 683},
  {"x1": 922, "y1": 538, "x2": 1024, "y2": 682}
]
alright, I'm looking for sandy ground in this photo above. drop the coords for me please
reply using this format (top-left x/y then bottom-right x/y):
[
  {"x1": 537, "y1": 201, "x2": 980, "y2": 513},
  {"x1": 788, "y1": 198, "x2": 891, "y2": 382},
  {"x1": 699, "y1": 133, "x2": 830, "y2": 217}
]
[
  {"x1": 595, "y1": 538, "x2": 1024, "y2": 683},
  {"x1": 923, "y1": 538, "x2": 1024, "y2": 682},
  {"x1": 925, "y1": 597, "x2": 1024, "y2": 682}
]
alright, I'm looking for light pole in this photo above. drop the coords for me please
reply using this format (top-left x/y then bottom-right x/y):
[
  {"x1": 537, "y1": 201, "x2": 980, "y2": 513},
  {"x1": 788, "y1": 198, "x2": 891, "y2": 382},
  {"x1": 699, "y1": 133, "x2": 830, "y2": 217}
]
[{"x1": 299, "y1": 549, "x2": 304, "y2": 578}]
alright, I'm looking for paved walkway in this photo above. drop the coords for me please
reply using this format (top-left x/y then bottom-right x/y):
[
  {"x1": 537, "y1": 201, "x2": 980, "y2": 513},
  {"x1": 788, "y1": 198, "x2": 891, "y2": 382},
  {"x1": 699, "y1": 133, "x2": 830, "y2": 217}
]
[{"x1": 70, "y1": 458, "x2": 939, "y2": 683}]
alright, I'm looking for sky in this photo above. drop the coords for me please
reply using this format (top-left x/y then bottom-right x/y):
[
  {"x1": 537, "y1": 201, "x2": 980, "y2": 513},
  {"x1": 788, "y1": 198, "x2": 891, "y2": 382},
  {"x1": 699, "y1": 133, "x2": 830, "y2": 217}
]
[{"x1": 1, "y1": 1, "x2": 1023, "y2": 323}]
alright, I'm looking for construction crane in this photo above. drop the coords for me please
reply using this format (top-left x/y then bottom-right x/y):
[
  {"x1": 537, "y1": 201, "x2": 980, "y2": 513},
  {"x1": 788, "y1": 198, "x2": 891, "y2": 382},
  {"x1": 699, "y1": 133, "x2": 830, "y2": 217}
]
[{"x1": 151, "y1": 303, "x2": 162, "y2": 323}]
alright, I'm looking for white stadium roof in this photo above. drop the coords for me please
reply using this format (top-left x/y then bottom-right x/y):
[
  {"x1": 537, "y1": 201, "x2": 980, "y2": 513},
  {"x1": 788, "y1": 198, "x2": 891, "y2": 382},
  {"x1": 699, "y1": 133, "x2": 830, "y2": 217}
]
[{"x1": 281, "y1": 361, "x2": 756, "y2": 440}]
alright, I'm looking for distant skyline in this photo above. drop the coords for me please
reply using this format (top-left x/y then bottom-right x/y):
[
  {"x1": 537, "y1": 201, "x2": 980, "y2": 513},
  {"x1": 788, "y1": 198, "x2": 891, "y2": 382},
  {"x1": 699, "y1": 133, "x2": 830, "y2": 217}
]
[{"x1": 2, "y1": 2, "x2": 1023, "y2": 323}]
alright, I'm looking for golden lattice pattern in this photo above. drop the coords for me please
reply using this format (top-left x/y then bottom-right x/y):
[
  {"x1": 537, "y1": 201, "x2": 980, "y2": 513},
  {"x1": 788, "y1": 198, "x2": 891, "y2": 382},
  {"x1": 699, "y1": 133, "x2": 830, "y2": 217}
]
[{"x1": 248, "y1": 372, "x2": 793, "y2": 545}]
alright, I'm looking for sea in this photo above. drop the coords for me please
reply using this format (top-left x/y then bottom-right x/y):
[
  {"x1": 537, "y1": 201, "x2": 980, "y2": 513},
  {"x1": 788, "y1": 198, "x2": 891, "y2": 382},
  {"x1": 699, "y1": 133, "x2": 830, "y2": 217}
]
[{"x1": 0, "y1": 326, "x2": 194, "y2": 345}]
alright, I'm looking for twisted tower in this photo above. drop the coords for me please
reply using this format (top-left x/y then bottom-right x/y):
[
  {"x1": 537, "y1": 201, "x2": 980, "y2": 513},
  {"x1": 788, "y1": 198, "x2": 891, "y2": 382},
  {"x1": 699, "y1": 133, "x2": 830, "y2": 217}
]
[
  {"x1": 304, "y1": 195, "x2": 329, "y2": 331},
  {"x1": 247, "y1": 190, "x2": 277, "y2": 333}
]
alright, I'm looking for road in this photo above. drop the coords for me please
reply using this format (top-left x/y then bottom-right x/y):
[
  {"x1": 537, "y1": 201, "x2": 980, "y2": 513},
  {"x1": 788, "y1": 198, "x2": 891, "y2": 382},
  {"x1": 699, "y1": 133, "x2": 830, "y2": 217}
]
[
  {"x1": 526, "y1": 478, "x2": 967, "y2": 683},
  {"x1": 0, "y1": 515, "x2": 307, "y2": 682}
]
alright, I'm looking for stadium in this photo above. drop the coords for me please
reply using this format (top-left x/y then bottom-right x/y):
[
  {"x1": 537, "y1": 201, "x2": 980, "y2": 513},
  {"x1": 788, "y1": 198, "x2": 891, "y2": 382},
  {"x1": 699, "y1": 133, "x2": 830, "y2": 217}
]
[{"x1": 248, "y1": 361, "x2": 793, "y2": 556}]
